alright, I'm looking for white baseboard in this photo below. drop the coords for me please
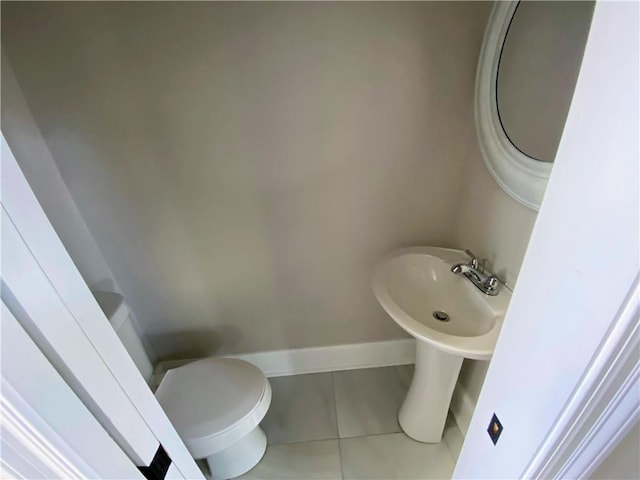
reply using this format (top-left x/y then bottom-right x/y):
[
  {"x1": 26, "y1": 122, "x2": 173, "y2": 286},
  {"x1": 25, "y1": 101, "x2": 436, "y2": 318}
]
[
  {"x1": 449, "y1": 383, "x2": 476, "y2": 436},
  {"x1": 229, "y1": 338, "x2": 416, "y2": 377},
  {"x1": 152, "y1": 338, "x2": 415, "y2": 384}
]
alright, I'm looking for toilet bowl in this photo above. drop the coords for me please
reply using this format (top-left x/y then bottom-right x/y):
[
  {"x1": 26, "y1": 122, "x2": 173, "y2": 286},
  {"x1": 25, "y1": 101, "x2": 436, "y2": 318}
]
[
  {"x1": 94, "y1": 292, "x2": 271, "y2": 480},
  {"x1": 155, "y1": 357, "x2": 271, "y2": 479}
]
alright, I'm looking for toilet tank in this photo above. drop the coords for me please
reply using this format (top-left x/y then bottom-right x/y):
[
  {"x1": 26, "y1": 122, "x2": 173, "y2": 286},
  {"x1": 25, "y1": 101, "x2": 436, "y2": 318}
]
[{"x1": 94, "y1": 291, "x2": 153, "y2": 382}]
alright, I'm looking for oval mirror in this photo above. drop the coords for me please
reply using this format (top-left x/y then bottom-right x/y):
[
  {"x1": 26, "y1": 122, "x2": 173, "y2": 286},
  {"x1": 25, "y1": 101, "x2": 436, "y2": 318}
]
[{"x1": 475, "y1": 1, "x2": 595, "y2": 210}]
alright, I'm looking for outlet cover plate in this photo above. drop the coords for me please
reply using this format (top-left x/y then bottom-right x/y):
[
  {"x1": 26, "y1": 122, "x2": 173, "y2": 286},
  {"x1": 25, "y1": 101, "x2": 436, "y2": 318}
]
[{"x1": 487, "y1": 413, "x2": 503, "y2": 445}]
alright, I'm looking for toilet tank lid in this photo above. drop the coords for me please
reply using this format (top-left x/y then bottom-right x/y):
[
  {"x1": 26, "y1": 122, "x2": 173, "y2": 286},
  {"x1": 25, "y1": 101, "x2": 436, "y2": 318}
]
[{"x1": 93, "y1": 291, "x2": 130, "y2": 330}]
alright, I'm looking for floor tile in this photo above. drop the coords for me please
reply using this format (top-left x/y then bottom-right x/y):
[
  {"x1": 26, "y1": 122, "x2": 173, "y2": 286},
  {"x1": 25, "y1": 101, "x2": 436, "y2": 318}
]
[
  {"x1": 443, "y1": 413, "x2": 464, "y2": 463},
  {"x1": 340, "y1": 432, "x2": 455, "y2": 480},
  {"x1": 333, "y1": 366, "x2": 409, "y2": 438},
  {"x1": 261, "y1": 373, "x2": 338, "y2": 444},
  {"x1": 238, "y1": 439, "x2": 342, "y2": 479}
]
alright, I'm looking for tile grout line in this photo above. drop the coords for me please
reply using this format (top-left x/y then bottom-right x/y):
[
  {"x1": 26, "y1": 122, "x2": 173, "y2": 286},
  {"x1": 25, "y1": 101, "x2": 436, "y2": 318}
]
[
  {"x1": 331, "y1": 371, "x2": 346, "y2": 480},
  {"x1": 261, "y1": 368, "x2": 453, "y2": 479},
  {"x1": 338, "y1": 430, "x2": 405, "y2": 442},
  {"x1": 265, "y1": 428, "x2": 409, "y2": 448}
]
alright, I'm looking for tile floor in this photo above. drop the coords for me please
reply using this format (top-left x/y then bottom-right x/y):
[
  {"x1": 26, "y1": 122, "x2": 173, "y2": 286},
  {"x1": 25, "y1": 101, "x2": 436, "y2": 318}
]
[{"x1": 225, "y1": 365, "x2": 463, "y2": 480}]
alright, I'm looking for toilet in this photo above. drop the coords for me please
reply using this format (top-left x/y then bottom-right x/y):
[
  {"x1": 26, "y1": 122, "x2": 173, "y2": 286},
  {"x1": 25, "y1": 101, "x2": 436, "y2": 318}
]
[{"x1": 94, "y1": 292, "x2": 272, "y2": 480}]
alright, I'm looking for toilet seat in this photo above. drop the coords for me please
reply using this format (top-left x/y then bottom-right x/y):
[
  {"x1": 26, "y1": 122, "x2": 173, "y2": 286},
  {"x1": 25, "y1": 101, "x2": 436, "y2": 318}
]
[{"x1": 155, "y1": 357, "x2": 271, "y2": 459}]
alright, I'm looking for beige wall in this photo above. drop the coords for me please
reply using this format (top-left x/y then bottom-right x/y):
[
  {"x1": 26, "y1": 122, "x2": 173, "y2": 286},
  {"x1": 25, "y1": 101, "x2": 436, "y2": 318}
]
[
  {"x1": 590, "y1": 422, "x2": 640, "y2": 480},
  {"x1": 1, "y1": 53, "x2": 119, "y2": 293},
  {"x1": 450, "y1": 124, "x2": 538, "y2": 434},
  {"x1": 2, "y1": 1, "x2": 491, "y2": 359},
  {"x1": 1, "y1": 53, "x2": 159, "y2": 360},
  {"x1": 453, "y1": 132, "x2": 538, "y2": 288}
]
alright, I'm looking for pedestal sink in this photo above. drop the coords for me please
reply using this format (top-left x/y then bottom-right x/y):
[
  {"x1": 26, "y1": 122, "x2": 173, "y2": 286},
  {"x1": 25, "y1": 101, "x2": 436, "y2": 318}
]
[{"x1": 372, "y1": 246, "x2": 511, "y2": 442}]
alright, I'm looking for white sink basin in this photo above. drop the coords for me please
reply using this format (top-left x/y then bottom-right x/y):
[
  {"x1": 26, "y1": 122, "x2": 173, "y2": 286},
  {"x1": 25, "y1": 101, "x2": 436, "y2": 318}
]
[
  {"x1": 372, "y1": 246, "x2": 511, "y2": 442},
  {"x1": 373, "y1": 246, "x2": 510, "y2": 360}
]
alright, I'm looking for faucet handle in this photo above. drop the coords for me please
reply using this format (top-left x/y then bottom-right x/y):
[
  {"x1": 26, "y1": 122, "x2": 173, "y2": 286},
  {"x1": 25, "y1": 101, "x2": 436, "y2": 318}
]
[
  {"x1": 485, "y1": 276, "x2": 500, "y2": 291},
  {"x1": 464, "y1": 249, "x2": 479, "y2": 269},
  {"x1": 484, "y1": 274, "x2": 507, "y2": 293},
  {"x1": 465, "y1": 249, "x2": 493, "y2": 273}
]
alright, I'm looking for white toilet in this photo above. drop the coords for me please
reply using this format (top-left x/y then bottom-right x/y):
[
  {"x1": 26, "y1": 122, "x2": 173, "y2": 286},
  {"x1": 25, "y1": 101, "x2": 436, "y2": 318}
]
[{"x1": 94, "y1": 292, "x2": 272, "y2": 480}]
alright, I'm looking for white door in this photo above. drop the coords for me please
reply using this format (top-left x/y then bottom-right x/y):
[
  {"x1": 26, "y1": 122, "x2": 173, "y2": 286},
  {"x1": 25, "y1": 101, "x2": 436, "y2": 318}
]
[{"x1": 1, "y1": 134, "x2": 204, "y2": 479}]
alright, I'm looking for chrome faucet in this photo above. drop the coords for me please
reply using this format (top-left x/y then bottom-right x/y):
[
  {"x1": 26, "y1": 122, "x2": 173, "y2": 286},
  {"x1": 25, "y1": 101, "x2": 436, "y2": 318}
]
[{"x1": 450, "y1": 249, "x2": 503, "y2": 296}]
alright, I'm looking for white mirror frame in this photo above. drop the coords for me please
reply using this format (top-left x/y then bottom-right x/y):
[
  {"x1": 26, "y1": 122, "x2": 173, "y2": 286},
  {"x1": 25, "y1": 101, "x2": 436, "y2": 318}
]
[{"x1": 475, "y1": 1, "x2": 553, "y2": 211}]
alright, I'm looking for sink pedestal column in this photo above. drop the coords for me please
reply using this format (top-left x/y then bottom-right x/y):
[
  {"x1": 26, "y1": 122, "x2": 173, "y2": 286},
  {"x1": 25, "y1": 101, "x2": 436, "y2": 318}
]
[{"x1": 398, "y1": 340, "x2": 463, "y2": 443}]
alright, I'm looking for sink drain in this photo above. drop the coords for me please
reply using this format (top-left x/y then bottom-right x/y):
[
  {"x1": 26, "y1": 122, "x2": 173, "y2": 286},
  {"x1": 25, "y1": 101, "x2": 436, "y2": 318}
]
[{"x1": 433, "y1": 310, "x2": 450, "y2": 322}]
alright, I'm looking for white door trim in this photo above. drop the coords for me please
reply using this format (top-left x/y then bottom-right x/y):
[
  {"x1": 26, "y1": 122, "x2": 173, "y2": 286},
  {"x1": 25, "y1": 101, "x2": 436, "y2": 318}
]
[
  {"x1": 1, "y1": 384, "x2": 91, "y2": 480},
  {"x1": 522, "y1": 275, "x2": 640, "y2": 479},
  {"x1": 1, "y1": 301, "x2": 144, "y2": 479}
]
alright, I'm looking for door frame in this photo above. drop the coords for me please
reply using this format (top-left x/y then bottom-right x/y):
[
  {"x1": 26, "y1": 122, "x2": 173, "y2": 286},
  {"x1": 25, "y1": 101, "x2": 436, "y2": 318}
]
[
  {"x1": 1, "y1": 134, "x2": 204, "y2": 479},
  {"x1": 523, "y1": 277, "x2": 639, "y2": 478},
  {"x1": 2, "y1": 0, "x2": 638, "y2": 477},
  {"x1": 1, "y1": 301, "x2": 145, "y2": 479}
]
